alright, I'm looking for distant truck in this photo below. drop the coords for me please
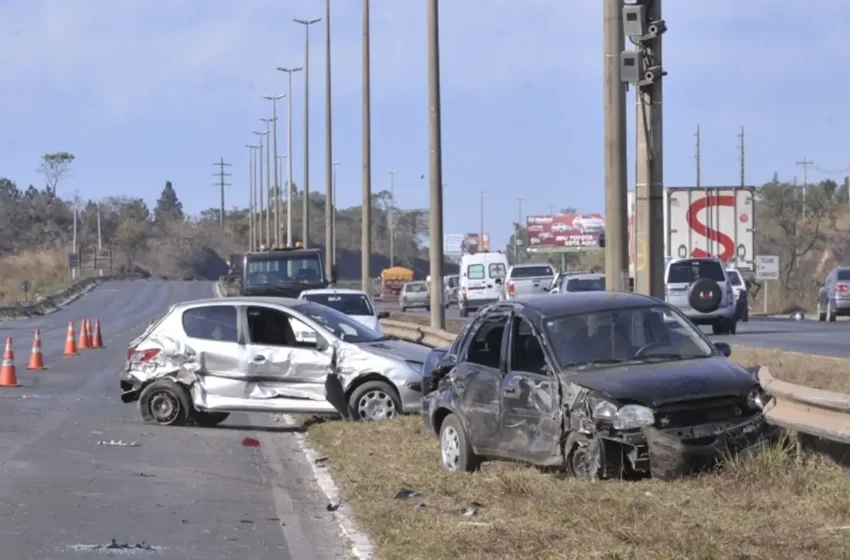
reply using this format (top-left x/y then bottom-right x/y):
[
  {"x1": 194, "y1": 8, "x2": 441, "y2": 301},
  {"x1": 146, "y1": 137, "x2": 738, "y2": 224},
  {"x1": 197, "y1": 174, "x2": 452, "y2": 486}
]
[
  {"x1": 239, "y1": 247, "x2": 336, "y2": 298},
  {"x1": 628, "y1": 187, "x2": 756, "y2": 280},
  {"x1": 505, "y1": 263, "x2": 556, "y2": 300},
  {"x1": 380, "y1": 267, "x2": 414, "y2": 298}
]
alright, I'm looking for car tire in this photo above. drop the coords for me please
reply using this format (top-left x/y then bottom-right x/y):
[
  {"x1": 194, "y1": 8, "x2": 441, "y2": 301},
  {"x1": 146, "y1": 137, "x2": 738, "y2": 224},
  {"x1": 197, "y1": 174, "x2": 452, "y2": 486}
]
[
  {"x1": 459, "y1": 307, "x2": 468, "y2": 318},
  {"x1": 818, "y1": 302, "x2": 826, "y2": 322},
  {"x1": 712, "y1": 320, "x2": 728, "y2": 335},
  {"x1": 438, "y1": 413, "x2": 481, "y2": 473},
  {"x1": 828, "y1": 300, "x2": 837, "y2": 322},
  {"x1": 741, "y1": 307, "x2": 749, "y2": 322},
  {"x1": 139, "y1": 379, "x2": 193, "y2": 426},
  {"x1": 347, "y1": 380, "x2": 402, "y2": 421},
  {"x1": 193, "y1": 411, "x2": 230, "y2": 427},
  {"x1": 728, "y1": 318, "x2": 737, "y2": 335}
]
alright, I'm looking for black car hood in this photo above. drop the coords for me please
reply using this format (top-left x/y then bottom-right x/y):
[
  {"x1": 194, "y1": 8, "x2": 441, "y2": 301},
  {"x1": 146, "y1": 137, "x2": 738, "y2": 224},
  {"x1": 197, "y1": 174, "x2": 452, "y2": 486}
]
[
  {"x1": 562, "y1": 357, "x2": 757, "y2": 407},
  {"x1": 242, "y1": 281, "x2": 325, "y2": 298}
]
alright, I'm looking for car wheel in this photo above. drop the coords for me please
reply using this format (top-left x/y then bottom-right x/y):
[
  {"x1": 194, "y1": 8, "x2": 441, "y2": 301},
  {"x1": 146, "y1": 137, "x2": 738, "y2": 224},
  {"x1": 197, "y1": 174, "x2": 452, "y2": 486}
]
[
  {"x1": 348, "y1": 380, "x2": 402, "y2": 421},
  {"x1": 711, "y1": 320, "x2": 727, "y2": 335},
  {"x1": 193, "y1": 411, "x2": 230, "y2": 427},
  {"x1": 742, "y1": 307, "x2": 749, "y2": 322},
  {"x1": 818, "y1": 302, "x2": 826, "y2": 322},
  {"x1": 728, "y1": 319, "x2": 737, "y2": 335},
  {"x1": 139, "y1": 379, "x2": 192, "y2": 426},
  {"x1": 828, "y1": 300, "x2": 837, "y2": 322},
  {"x1": 439, "y1": 413, "x2": 481, "y2": 472}
]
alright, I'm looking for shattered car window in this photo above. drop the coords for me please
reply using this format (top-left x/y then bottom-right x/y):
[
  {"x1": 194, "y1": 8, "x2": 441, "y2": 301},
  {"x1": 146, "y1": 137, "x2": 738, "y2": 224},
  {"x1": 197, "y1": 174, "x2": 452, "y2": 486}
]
[
  {"x1": 292, "y1": 301, "x2": 384, "y2": 343},
  {"x1": 465, "y1": 317, "x2": 507, "y2": 368},
  {"x1": 246, "y1": 306, "x2": 318, "y2": 348},
  {"x1": 302, "y1": 293, "x2": 374, "y2": 316},
  {"x1": 544, "y1": 305, "x2": 714, "y2": 370},
  {"x1": 509, "y1": 318, "x2": 548, "y2": 375},
  {"x1": 182, "y1": 306, "x2": 238, "y2": 342}
]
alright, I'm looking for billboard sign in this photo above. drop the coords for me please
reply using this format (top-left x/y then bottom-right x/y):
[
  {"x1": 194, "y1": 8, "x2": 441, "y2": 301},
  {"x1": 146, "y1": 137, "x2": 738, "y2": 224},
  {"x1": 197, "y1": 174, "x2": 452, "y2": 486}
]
[
  {"x1": 444, "y1": 234, "x2": 465, "y2": 256},
  {"x1": 525, "y1": 213, "x2": 605, "y2": 253},
  {"x1": 461, "y1": 233, "x2": 491, "y2": 254}
]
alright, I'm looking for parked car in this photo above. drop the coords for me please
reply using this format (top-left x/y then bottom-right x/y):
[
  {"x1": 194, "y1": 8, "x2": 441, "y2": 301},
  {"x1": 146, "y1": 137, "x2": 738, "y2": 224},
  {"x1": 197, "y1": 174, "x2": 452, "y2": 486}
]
[
  {"x1": 726, "y1": 268, "x2": 749, "y2": 322},
  {"x1": 120, "y1": 297, "x2": 429, "y2": 426},
  {"x1": 505, "y1": 263, "x2": 556, "y2": 300},
  {"x1": 420, "y1": 293, "x2": 778, "y2": 480},
  {"x1": 299, "y1": 288, "x2": 389, "y2": 333},
  {"x1": 665, "y1": 257, "x2": 738, "y2": 335},
  {"x1": 817, "y1": 266, "x2": 850, "y2": 322}
]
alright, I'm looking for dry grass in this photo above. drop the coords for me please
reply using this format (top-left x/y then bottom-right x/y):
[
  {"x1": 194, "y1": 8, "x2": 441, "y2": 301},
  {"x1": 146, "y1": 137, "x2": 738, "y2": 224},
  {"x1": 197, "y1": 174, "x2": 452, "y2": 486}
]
[
  {"x1": 0, "y1": 250, "x2": 70, "y2": 303},
  {"x1": 731, "y1": 346, "x2": 850, "y2": 393},
  {"x1": 309, "y1": 416, "x2": 850, "y2": 560}
]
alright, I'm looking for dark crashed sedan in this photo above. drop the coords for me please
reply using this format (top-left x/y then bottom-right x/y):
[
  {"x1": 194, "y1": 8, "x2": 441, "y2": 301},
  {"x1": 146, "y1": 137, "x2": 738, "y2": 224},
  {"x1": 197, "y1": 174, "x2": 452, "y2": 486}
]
[{"x1": 420, "y1": 292, "x2": 780, "y2": 480}]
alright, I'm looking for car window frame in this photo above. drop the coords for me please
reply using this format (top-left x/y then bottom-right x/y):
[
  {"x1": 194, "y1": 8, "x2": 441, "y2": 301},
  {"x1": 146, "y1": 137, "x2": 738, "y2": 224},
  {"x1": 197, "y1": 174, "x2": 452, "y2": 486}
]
[
  {"x1": 244, "y1": 304, "x2": 326, "y2": 349},
  {"x1": 506, "y1": 314, "x2": 551, "y2": 376},
  {"x1": 467, "y1": 264, "x2": 485, "y2": 280},
  {"x1": 459, "y1": 308, "x2": 511, "y2": 370},
  {"x1": 181, "y1": 304, "x2": 240, "y2": 343}
]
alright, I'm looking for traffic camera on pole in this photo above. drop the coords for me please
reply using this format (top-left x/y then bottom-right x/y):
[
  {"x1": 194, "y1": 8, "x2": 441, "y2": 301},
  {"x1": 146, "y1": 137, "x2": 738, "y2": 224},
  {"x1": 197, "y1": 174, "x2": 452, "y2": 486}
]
[{"x1": 619, "y1": 1, "x2": 667, "y2": 87}]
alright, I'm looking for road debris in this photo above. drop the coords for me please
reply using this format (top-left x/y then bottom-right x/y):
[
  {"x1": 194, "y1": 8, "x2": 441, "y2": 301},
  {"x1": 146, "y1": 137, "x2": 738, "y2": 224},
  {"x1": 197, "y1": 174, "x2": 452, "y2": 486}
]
[
  {"x1": 394, "y1": 488, "x2": 423, "y2": 500},
  {"x1": 241, "y1": 436, "x2": 260, "y2": 447},
  {"x1": 97, "y1": 440, "x2": 140, "y2": 447},
  {"x1": 67, "y1": 538, "x2": 161, "y2": 554}
]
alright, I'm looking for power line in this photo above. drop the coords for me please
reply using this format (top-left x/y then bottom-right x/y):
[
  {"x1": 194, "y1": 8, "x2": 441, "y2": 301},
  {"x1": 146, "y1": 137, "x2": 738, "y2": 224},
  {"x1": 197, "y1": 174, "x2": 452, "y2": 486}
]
[{"x1": 213, "y1": 157, "x2": 232, "y2": 228}]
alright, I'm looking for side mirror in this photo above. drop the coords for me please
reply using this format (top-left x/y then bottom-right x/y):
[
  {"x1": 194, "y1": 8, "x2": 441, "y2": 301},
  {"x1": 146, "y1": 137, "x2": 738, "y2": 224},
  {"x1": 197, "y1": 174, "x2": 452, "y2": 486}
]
[
  {"x1": 713, "y1": 342, "x2": 732, "y2": 357},
  {"x1": 316, "y1": 337, "x2": 329, "y2": 352},
  {"x1": 377, "y1": 311, "x2": 390, "y2": 319}
]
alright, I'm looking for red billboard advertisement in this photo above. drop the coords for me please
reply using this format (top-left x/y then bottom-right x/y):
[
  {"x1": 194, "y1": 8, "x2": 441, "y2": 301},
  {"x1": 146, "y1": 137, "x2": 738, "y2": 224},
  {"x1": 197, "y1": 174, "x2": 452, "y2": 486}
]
[{"x1": 525, "y1": 213, "x2": 605, "y2": 252}]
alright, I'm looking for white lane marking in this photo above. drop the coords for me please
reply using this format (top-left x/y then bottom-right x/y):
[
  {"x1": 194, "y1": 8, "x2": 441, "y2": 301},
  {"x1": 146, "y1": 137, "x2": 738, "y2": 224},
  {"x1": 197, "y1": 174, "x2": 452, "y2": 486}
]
[{"x1": 213, "y1": 282, "x2": 375, "y2": 558}]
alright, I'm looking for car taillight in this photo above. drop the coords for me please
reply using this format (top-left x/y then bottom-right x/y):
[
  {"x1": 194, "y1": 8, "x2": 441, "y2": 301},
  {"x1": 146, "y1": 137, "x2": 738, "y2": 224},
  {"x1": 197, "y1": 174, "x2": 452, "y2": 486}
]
[
  {"x1": 426, "y1": 294, "x2": 431, "y2": 300},
  {"x1": 402, "y1": 295, "x2": 408, "y2": 301},
  {"x1": 508, "y1": 282, "x2": 515, "y2": 295},
  {"x1": 836, "y1": 284, "x2": 849, "y2": 294},
  {"x1": 128, "y1": 348, "x2": 160, "y2": 362}
]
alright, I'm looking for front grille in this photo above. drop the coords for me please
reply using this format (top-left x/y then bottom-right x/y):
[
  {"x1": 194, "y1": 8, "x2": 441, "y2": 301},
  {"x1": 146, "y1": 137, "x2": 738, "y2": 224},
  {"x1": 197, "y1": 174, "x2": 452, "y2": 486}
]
[{"x1": 654, "y1": 396, "x2": 754, "y2": 429}]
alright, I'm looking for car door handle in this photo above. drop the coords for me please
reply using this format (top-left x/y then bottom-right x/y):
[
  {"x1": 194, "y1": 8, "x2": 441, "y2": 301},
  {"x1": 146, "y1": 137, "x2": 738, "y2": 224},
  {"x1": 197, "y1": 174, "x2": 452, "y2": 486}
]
[
  {"x1": 502, "y1": 386, "x2": 518, "y2": 396},
  {"x1": 252, "y1": 355, "x2": 266, "y2": 363}
]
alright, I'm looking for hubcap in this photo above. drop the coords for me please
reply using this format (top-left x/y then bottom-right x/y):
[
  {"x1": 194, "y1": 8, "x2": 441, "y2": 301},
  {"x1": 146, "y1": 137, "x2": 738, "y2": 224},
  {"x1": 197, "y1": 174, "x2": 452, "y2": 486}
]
[
  {"x1": 441, "y1": 426, "x2": 461, "y2": 471},
  {"x1": 149, "y1": 391, "x2": 180, "y2": 424},
  {"x1": 571, "y1": 446, "x2": 594, "y2": 478},
  {"x1": 356, "y1": 390, "x2": 396, "y2": 421}
]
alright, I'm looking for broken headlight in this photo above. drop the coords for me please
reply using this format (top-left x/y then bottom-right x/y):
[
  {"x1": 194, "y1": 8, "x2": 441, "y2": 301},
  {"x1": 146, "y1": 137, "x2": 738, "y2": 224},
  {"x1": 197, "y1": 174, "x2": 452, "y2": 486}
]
[
  {"x1": 747, "y1": 387, "x2": 770, "y2": 410},
  {"x1": 592, "y1": 400, "x2": 655, "y2": 430}
]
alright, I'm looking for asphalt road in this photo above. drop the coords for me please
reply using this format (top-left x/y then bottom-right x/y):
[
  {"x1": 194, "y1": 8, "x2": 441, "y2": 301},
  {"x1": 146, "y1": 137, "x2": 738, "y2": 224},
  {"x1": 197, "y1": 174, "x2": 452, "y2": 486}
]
[
  {"x1": 0, "y1": 280, "x2": 351, "y2": 560},
  {"x1": 377, "y1": 301, "x2": 850, "y2": 359}
]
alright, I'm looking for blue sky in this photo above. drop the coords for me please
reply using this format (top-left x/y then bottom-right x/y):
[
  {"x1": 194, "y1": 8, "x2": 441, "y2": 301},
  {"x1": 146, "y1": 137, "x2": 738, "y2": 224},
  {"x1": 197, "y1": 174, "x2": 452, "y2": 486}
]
[{"x1": 1, "y1": 0, "x2": 848, "y2": 250}]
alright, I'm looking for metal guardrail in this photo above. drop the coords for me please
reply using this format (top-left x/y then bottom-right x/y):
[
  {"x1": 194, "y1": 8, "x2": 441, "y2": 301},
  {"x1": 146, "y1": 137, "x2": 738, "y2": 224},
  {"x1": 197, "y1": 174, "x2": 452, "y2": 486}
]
[
  {"x1": 382, "y1": 317, "x2": 850, "y2": 451},
  {"x1": 0, "y1": 273, "x2": 143, "y2": 319}
]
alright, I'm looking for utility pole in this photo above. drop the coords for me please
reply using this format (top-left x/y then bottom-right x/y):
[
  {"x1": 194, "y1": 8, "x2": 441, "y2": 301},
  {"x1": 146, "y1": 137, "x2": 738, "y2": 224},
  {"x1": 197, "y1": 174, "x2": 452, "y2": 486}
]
[
  {"x1": 253, "y1": 130, "x2": 268, "y2": 248},
  {"x1": 514, "y1": 198, "x2": 524, "y2": 263},
  {"x1": 695, "y1": 125, "x2": 700, "y2": 188},
  {"x1": 213, "y1": 157, "x2": 232, "y2": 228},
  {"x1": 245, "y1": 144, "x2": 257, "y2": 251},
  {"x1": 324, "y1": 0, "x2": 335, "y2": 277},
  {"x1": 695, "y1": 124, "x2": 709, "y2": 254},
  {"x1": 260, "y1": 118, "x2": 274, "y2": 246},
  {"x1": 332, "y1": 160, "x2": 341, "y2": 265},
  {"x1": 264, "y1": 94, "x2": 285, "y2": 246},
  {"x1": 294, "y1": 17, "x2": 321, "y2": 248},
  {"x1": 277, "y1": 67, "x2": 303, "y2": 246},
  {"x1": 603, "y1": 0, "x2": 629, "y2": 292},
  {"x1": 387, "y1": 170, "x2": 398, "y2": 266},
  {"x1": 427, "y1": 0, "x2": 445, "y2": 327},
  {"x1": 361, "y1": 0, "x2": 373, "y2": 294},
  {"x1": 479, "y1": 190, "x2": 485, "y2": 241},
  {"x1": 797, "y1": 158, "x2": 813, "y2": 217},
  {"x1": 624, "y1": 0, "x2": 666, "y2": 298},
  {"x1": 96, "y1": 208, "x2": 102, "y2": 251},
  {"x1": 737, "y1": 126, "x2": 745, "y2": 187}
]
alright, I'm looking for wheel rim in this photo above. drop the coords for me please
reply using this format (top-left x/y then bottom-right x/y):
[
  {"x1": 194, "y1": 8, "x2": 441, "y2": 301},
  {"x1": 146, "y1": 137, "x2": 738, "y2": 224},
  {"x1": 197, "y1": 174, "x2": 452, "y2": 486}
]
[
  {"x1": 356, "y1": 390, "x2": 396, "y2": 421},
  {"x1": 149, "y1": 391, "x2": 180, "y2": 424},
  {"x1": 571, "y1": 446, "x2": 594, "y2": 478},
  {"x1": 441, "y1": 426, "x2": 461, "y2": 471}
]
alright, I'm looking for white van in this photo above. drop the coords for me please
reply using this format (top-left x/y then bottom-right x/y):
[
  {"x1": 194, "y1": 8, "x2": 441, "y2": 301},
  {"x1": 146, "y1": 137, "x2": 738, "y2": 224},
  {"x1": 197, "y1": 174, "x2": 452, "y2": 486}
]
[{"x1": 459, "y1": 252, "x2": 509, "y2": 318}]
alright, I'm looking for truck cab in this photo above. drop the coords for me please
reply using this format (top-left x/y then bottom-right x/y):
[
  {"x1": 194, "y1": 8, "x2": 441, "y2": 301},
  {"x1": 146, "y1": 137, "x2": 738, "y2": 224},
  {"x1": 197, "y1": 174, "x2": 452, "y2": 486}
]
[{"x1": 240, "y1": 247, "x2": 336, "y2": 299}]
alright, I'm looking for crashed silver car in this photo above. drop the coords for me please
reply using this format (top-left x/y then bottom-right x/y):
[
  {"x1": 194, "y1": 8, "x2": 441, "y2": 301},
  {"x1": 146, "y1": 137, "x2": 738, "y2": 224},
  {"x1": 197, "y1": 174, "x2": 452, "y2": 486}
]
[
  {"x1": 120, "y1": 297, "x2": 429, "y2": 425},
  {"x1": 421, "y1": 293, "x2": 781, "y2": 480}
]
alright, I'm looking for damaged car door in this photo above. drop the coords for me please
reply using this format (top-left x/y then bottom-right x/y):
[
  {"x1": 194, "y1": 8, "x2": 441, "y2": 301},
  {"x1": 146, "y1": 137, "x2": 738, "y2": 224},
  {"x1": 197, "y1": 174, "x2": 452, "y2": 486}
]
[
  {"x1": 244, "y1": 305, "x2": 333, "y2": 402},
  {"x1": 455, "y1": 311, "x2": 510, "y2": 452},
  {"x1": 498, "y1": 315, "x2": 561, "y2": 463}
]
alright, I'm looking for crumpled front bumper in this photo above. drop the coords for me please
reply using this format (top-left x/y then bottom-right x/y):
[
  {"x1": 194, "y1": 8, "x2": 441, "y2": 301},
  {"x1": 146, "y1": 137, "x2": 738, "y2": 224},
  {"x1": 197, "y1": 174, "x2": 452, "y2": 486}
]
[{"x1": 643, "y1": 413, "x2": 782, "y2": 480}]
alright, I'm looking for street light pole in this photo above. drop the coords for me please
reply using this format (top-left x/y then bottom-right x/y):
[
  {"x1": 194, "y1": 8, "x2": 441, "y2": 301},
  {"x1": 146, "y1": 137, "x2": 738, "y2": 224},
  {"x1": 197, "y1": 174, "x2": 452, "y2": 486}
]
[
  {"x1": 323, "y1": 0, "x2": 334, "y2": 277},
  {"x1": 294, "y1": 17, "x2": 321, "y2": 248},
  {"x1": 264, "y1": 94, "x2": 285, "y2": 247},
  {"x1": 386, "y1": 170, "x2": 398, "y2": 266},
  {"x1": 332, "y1": 160, "x2": 341, "y2": 265},
  {"x1": 259, "y1": 118, "x2": 274, "y2": 246},
  {"x1": 427, "y1": 0, "x2": 445, "y2": 328},
  {"x1": 277, "y1": 67, "x2": 303, "y2": 246},
  {"x1": 252, "y1": 130, "x2": 268, "y2": 248},
  {"x1": 361, "y1": 0, "x2": 372, "y2": 294},
  {"x1": 245, "y1": 144, "x2": 257, "y2": 251}
]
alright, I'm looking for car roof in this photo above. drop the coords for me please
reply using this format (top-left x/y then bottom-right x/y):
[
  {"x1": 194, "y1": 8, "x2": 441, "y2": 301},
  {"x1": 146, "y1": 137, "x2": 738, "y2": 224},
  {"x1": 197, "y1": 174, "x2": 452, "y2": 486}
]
[
  {"x1": 504, "y1": 291, "x2": 660, "y2": 318},
  {"x1": 511, "y1": 263, "x2": 552, "y2": 268},
  {"x1": 173, "y1": 296, "x2": 306, "y2": 310},
  {"x1": 300, "y1": 288, "x2": 367, "y2": 296},
  {"x1": 564, "y1": 273, "x2": 604, "y2": 280}
]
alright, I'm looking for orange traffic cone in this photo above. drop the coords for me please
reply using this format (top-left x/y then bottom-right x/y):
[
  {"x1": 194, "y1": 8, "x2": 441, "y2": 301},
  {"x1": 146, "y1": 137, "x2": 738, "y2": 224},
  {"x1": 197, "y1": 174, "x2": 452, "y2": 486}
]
[
  {"x1": 92, "y1": 319, "x2": 104, "y2": 349},
  {"x1": 84, "y1": 319, "x2": 93, "y2": 348},
  {"x1": 26, "y1": 329, "x2": 46, "y2": 370},
  {"x1": 0, "y1": 337, "x2": 20, "y2": 387},
  {"x1": 63, "y1": 321, "x2": 78, "y2": 356},
  {"x1": 77, "y1": 319, "x2": 89, "y2": 350}
]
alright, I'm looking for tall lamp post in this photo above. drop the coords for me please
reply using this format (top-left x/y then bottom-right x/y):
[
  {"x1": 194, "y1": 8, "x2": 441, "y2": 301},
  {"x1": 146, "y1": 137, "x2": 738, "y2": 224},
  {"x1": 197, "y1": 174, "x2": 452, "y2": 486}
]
[
  {"x1": 277, "y1": 66, "x2": 303, "y2": 246},
  {"x1": 263, "y1": 94, "x2": 285, "y2": 247}
]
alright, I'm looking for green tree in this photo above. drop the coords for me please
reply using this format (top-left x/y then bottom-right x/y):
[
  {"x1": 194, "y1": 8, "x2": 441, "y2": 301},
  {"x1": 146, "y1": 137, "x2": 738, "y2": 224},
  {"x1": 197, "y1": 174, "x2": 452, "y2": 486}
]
[
  {"x1": 38, "y1": 152, "x2": 75, "y2": 196},
  {"x1": 114, "y1": 198, "x2": 152, "y2": 266},
  {"x1": 154, "y1": 181, "x2": 184, "y2": 224}
]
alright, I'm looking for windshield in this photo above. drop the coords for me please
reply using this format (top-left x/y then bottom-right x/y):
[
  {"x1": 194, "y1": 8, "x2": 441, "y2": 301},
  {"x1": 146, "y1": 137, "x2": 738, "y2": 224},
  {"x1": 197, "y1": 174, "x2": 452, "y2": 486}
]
[
  {"x1": 666, "y1": 259, "x2": 726, "y2": 283},
  {"x1": 511, "y1": 265, "x2": 553, "y2": 278},
  {"x1": 404, "y1": 282, "x2": 428, "y2": 293},
  {"x1": 293, "y1": 301, "x2": 383, "y2": 343},
  {"x1": 566, "y1": 277, "x2": 605, "y2": 292},
  {"x1": 837, "y1": 269, "x2": 850, "y2": 281},
  {"x1": 543, "y1": 305, "x2": 714, "y2": 370},
  {"x1": 302, "y1": 293, "x2": 374, "y2": 316},
  {"x1": 727, "y1": 270, "x2": 743, "y2": 286},
  {"x1": 245, "y1": 254, "x2": 324, "y2": 286}
]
